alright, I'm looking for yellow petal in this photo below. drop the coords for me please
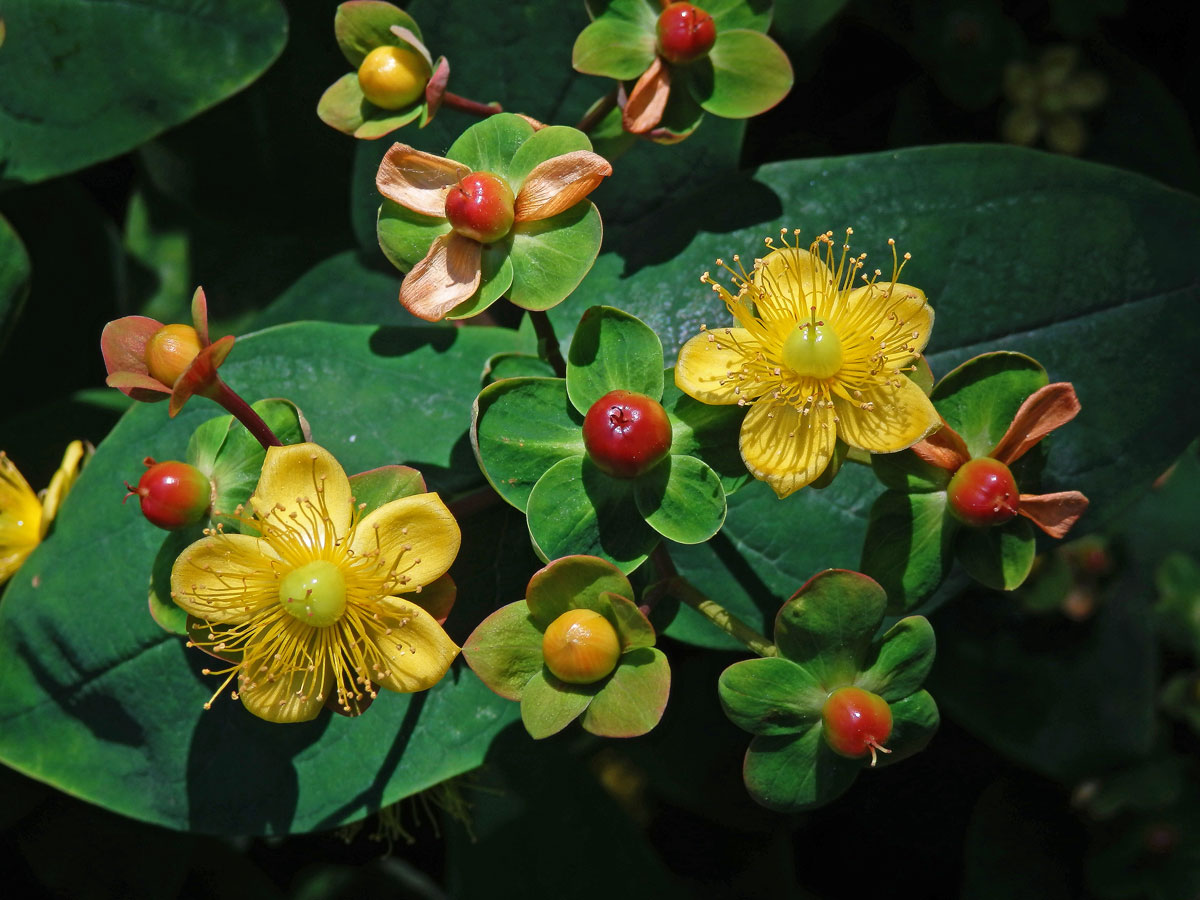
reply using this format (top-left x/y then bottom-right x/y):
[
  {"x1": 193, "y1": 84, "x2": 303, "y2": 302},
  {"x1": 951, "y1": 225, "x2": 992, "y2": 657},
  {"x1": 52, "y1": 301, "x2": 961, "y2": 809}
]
[
  {"x1": 39, "y1": 440, "x2": 89, "y2": 535},
  {"x1": 513, "y1": 151, "x2": 612, "y2": 222},
  {"x1": 376, "y1": 143, "x2": 469, "y2": 217},
  {"x1": 842, "y1": 281, "x2": 934, "y2": 357},
  {"x1": 674, "y1": 328, "x2": 759, "y2": 405},
  {"x1": 832, "y1": 377, "x2": 940, "y2": 454},
  {"x1": 238, "y1": 647, "x2": 333, "y2": 723},
  {"x1": 752, "y1": 245, "x2": 834, "y2": 312},
  {"x1": 370, "y1": 596, "x2": 460, "y2": 694},
  {"x1": 250, "y1": 443, "x2": 353, "y2": 544},
  {"x1": 171, "y1": 533, "x2": 279, "y2": 624},
  {"x1": 398, "y1": 232, "x2": 482, "y2": 322},
  {"x1": 0, "y1": 452, "x2": 42, "y2": 582},
  {"x1": 739, "y1": 399, "x2": 835, "y2": 498},
  {"x1": 349, "y1": 492, "x2": 461, "y2": 593}
]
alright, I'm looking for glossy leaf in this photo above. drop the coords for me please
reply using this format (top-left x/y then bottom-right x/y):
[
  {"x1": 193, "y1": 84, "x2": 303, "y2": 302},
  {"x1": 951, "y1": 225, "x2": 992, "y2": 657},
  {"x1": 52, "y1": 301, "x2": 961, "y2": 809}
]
[
  {"x1": 634, "y1": 454, "x2": 727, "y2": 544},
  {"x1": 687, "y1": 30, "x2": 794, "y2": 119},
  {"x1": 572, "y1": 17, "x2": 657, "y2": 80},
  {"x1": 472, "y1": 377, "x2": 585, "y2": 511},
  {"x1": 526, "y1": 456, "x2": 659, "y2": 573},
  {"x1": 742, "y1": 725, "x2": 859, "y2": 813},
  {"x1": 347, "y1": 465, "x2": 427, "y2": 515},
  {"x1": 718, "y1": 656, "x2": 826, "y2": 735},
  {"x1": 956, "y1": 517, "x2": 1037, "y2": 591},
  {"x1": 507, "y1": 202, "x2": 604, "y2": 311},
  {"x1": 461, "y1": 600, "x2": 545, "y2": 701},
  {"x1": 875, "y1": 688, "x2": 940, "y2": 767},
  {"x1": 520, "y1": 667, "x2": 594, "y2": 739},
  {"x1": 932, "y1": 352, "x2": 1048, "y2": 458},
  {"x1": 774, "y1": 570, "x2": 887, "y2": 688},
  {"x1": 0, "y1": 214, "x2": 30, "y2": 353},
  {"x1": 566, "y1": 306, "x2": 665, "y2": 413},
  {"x1": 860, "y1": 490, "x2": 955, "y2": 613},
  {"x1": 333, "y1": 1, "x2": 423, "y2": 67},
  {"x1": 525, "y1": 555, "x2": 635, "y2": 629},
  {"x1": 661, "y1": 373, "x2": 749, "y2": 494},
  {"x1": 0, "y1": 0, "x2": 287, "y2": 185},
  {"x1": 856, "y1": 616, "x2": 937, "y2": 702}
]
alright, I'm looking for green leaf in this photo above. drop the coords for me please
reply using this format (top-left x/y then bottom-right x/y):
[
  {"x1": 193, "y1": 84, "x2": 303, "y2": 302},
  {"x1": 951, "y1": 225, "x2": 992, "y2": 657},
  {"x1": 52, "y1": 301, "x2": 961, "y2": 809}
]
[
  {"x1": 334, "y1": 0, "x2": 422, "y2": 67},
  {"x1": 483, "y1": 352, "x2": 556, "y2": 384},
  {"x1": 687, "y1": 30, "x2": 794, "y2": 119},
  {"x1": 771, "y1": 0, "x2": 847, "y2": 47},
  {"x1": 520, "y1": 668, "x2": 595, "y2": 739},
  {"x1": 571, "y1": 18, "x2": 656, "y2": 80},
  {"x1": 317, "y1": 72, "x2": 371, "y2": 136},
  {"x1": 526, "y1": 456, "x2": 659, "y2": 574},
  {"x1": 932, "y1": 352, "x2": 1048, "y2": 458},
  {"x1": 525, "y1": 555, "x2": 635, "y2": 629},
  {"x1": 250, "y1": 251, "x2": 410, "y2": 331},
  {"x1": 856, "y1": 616, "x2": 936, "y2": 702},
  {"x1": 377, "y1": 201, "x2": 451, "y2": 273},
  {"x1": 0, "y1": 321, "x2": 533, "y2": 834},
  {"x1": 148, "y1": 529, "x2": 202, "y2": 637},
  {"x1": 461, "y1": 600, "x2": 545, "y2": 701},
  {"x1": 703, "y1": 0, "x2": 773, "y2": 31},
  {"x1": 207, "y1": 400, "x2": 309, "y2": 520},
  {"x1": 876, "y1": 689, "x2": 940, "y2": 766},
  {"x1": 0, "y1": 0, "x2": 287, "y2": 185},
  {"x1": 579, "y1": 647, "x2": 670, "y2": 737},
  {"x1": 605, "y1": 591, "x2": 657, "y2": 650},
  {"x1": 661, "y1": 373, "x2": 750, "y2": 494},
  {"x1": 505, "y1": 126, "x2": 596, "y2": 195},
  {"x1": 0, "y1": 214, "x2": 30, "y2": 353},
  {"x1": 446, "y1": 114, "x2": 536, "y2": 185},
  {"x1": 472, "y1": 377, "x2": 585, "y2": 512},
  {"x1": 956, "y1": 517, "x2": 1037, "y2": 591},
  {"x1": 566, "y1": 306, "x2": 665, "y2": 413},
  {"x1": 718, "y1": 657, "x2": 826, "y2": 735},
  {"x1": 446, "y1": 243, "x2": 514, "y2": 320},
  {"x1": 860, "y1": 490, "x2": 955, "y2": 613},
  {"x1": 634, "y1": 454, "x2": 727, "y2": 544},
  {"x1": 773, "y1": 570, "x2": 887, "y2": 689},
  {"x1": 742, "y1": 725, "x2": 860, "y2": 812},
  {"x1": 347, "y1": 465, "x2": 427, "y2": 515},
  {"x1": 507, "y1": 202, "x2": 604, "y2": 312}
]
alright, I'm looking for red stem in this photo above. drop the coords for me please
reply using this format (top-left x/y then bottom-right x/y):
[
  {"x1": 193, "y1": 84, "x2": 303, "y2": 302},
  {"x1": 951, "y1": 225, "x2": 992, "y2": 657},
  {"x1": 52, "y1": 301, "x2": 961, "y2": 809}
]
[
  {"x1": 210, "y1": 380, "x2": 283, "y2": 450},
  {"x1": 442, "y1": 91, "x2": 502, "y2": 118}
]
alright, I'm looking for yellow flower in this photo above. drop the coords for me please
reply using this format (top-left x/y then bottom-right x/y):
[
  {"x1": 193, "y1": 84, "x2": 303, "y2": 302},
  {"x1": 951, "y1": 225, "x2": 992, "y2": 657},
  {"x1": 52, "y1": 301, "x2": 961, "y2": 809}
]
[
  {"x1": 675, "y1": 229, "x2": 940, "y2": 498},
  {"x1": 1, "y1": 441, "x2": 89, "y2": 585},
  {"x1": 171, "y1": 442, "x2": 461, "y2": 723}
]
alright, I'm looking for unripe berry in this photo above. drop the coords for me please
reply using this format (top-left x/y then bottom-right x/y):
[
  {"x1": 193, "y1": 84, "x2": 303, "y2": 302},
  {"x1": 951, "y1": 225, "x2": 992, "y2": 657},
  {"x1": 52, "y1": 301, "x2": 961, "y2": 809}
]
[
  {"x1": 821, "y1": 686, "x2": 893, "y2": 766},
  {"x1": 144, "y1": 324, "x2": 202, "y2": 387},
  {"x1": 444, "y1": 172, "x2": 515, "y2": 244},
  {"x1": 357, "y1": 44, "x2": 430, "y2": 109},
  {"x1": 947, "y1": 456, "x2": 1021, "y2": 527},
  {"x1": 656, "y1": 2, "x2": 717, "y2": 65},
  {"x1": 582, "y1": 390, "x2": 673, "y2": 479},
  {"x1": 542, "y1": 608, "x2": 621, "y2": 684},
  {"x1": 126, "y1": 458, "x2": 212, "y2": 530}
]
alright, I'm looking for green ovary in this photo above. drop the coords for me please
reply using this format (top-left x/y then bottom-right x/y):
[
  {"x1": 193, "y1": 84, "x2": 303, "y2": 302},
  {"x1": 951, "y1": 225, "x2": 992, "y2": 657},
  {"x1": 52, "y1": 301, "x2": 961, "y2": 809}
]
[
  {"x1": 781, "y1": 323, "x2": 843, "y2": 380},
  {"x1": 279, "y1": 560, "x2": 347, "y2": 627}
]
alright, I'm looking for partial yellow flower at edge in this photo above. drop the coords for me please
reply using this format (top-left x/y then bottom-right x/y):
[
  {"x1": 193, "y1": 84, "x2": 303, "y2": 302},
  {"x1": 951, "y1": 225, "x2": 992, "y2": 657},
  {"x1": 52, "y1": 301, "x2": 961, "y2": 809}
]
[
  {"x1": 674, "y1": 228, "x2": 940, "y2": 498},
  {"x1": 0, "y1": 441, "x2": 89, "y2": 585},
  {"x1": 170, "y1": 442, "x2": 461, "y2": 724}
]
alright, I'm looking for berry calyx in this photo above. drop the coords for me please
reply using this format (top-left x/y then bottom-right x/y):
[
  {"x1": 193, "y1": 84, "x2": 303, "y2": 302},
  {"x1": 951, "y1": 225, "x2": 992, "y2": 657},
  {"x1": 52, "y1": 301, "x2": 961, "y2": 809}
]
[
  {"x1": 582, "y1": 390, "x2": 673, "y2": 479},
  {"x1": 278, "y1": 560, "x2": 347, "y2": 628},
  {"x1": 444, "y1": 172, "x2": 515, "y2": 244},
  {"x1": 357, "y1": 44, "x2": 431, "y2": 109},
  {"x1": 542, "y1": 608, "x2": 621, "y2": 684},
  {"x1": 821, "y1": 686, "x2": 893, "y2": 766},
  {"x1": 656, "y1": 2, "x2": 717, "y2": 65},
  {"x1": 125, "y1": 458, "x2": 212, "y2": 530},
  {"x1": 947, "y1": 456, "x2": 1021, "y2": 527},
  {"x1": 144, "y1": 324, "x2": 202, "y2": 387}
]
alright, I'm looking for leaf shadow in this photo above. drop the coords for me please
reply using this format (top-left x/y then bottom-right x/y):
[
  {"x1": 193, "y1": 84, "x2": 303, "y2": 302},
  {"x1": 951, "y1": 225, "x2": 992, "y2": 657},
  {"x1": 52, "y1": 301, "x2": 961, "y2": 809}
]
[{"x1": 367, "y1": 324, "x2": 459, "y2": 358}]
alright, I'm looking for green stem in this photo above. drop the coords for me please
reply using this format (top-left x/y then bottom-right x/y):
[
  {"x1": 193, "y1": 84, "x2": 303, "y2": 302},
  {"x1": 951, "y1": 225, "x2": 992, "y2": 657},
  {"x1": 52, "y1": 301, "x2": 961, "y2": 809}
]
[
  {"x1": 576, "y1": 88, "x2": 618, "y2": 135},
  {"x1": 528, "y1": 310, "x2": 567, "y2": 378},
  {"x1": 209, "y1": 380, "x2": 283, "y2": 450},
  {"x1": 442, "y1": 92, "x2": 502, "y2": 118},
  {"x1": 649, "y1": 544, "x2": 776, "y2": 657}
]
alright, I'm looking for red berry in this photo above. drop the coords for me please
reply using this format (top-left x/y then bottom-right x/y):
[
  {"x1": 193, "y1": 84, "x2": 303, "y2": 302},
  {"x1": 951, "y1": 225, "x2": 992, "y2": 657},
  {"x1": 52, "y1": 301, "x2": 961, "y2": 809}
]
[
  {"x1": 582, "y1": 390, "x2": 673, "y2": 479},
  {"x1": 126, "y1": 458, "x2": 212, "y2": 530},
  {"x1": 444, "y1": 172, "x2": 515, "y2": 244},
  {"x1": 656, "y1": 2, "x2": 717, "y2": 65},
  {"x1": 821, "y1": 686, "x2": 893, "y2": 766},
  {"x1": 947, "y1": 456, "x2": 1021, "y2": 527}
]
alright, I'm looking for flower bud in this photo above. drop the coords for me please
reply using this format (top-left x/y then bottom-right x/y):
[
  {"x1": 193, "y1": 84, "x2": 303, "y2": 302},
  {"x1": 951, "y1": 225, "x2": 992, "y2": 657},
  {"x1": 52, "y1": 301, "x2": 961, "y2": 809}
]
[
  {"x1": 144, "y1": 324, "x2": 203, "y2": 388},
  {"x1": 542, "y1": 608, "x2": 621, "y2": 684}
]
